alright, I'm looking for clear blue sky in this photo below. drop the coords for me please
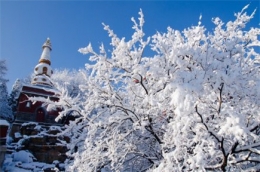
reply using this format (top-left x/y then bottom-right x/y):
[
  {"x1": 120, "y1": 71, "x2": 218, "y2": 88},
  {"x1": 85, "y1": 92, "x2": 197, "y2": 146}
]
[{"x1": 1, "y1": 0, "x2": 259, "y2": 92}]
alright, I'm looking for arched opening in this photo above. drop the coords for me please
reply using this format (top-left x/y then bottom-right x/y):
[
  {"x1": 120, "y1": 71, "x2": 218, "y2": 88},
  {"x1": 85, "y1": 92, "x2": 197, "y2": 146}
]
[
  {"x1": 36, "y1": 108, "x2": 45, "y2": 122},
  {"x1": 43, "y1": 67, "x2": 48, "y2": 75}
]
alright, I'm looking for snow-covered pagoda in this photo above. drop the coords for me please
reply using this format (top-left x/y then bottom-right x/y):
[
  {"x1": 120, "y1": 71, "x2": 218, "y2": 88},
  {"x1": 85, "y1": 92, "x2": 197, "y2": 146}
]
[
  {"x1": 13, "y1": 38, "x2": 61, "y2": 125},
  {"x1": 7, "y1": 39, "x2": 69, "y2": 166}
]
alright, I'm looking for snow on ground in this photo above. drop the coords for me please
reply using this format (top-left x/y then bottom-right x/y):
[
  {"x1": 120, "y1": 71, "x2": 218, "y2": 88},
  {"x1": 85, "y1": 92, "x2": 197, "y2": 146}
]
[
  {"x1": 1, "y1": 151, "x2": 60, "y2": 172},
  {"x1": 1, "y1": 122, "x2": 66, "y2": 172}
]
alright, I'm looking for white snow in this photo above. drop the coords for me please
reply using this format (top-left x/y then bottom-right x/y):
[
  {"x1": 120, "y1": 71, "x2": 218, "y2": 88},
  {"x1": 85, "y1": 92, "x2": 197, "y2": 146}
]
[
  {"x1": 0, "y1": 119, "x2": 9, "y2": 126},
  {"x1": 12, "y1": 150, "x2": 35, "y2": 163}
]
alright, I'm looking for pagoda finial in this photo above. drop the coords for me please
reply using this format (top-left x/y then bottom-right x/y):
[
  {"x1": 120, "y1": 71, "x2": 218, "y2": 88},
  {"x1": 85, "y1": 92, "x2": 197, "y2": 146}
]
[{"x1": 42, "y1": 37, "x2": 52, "y2": 51}]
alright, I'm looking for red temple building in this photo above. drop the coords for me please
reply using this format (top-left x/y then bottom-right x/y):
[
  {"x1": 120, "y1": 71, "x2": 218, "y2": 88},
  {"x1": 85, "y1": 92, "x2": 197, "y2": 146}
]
[
  {"x1": 11, "y1": 38, "x2": 80, "y2": 130},
  {"x1": 13, "y1": 38, "x2": 61, "y2": 126}
]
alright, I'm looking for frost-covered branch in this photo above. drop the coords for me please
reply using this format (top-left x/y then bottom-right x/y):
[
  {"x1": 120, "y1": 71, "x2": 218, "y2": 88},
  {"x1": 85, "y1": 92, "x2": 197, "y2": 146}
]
[{"x1": 52, "y1": 5, "x2": 260, "y2": 171}]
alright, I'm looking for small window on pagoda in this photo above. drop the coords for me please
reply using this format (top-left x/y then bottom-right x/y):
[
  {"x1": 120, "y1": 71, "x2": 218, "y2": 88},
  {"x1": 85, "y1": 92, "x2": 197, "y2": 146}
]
[
  {"x1": 34, "y1": 78, "x2": 37, "y2": 81},
  {"x1": 42, "y1": 78, "x2": 46, "y2": 81},
  {"x1": 35, "y1": 67, "x2": 38, "y2": 71},
  {"x1": 43, "y1": 67, "x2": 48, "y2": 75},
  {"x1": 26, "y1": 101, "x2": 31, "y2": 108}
]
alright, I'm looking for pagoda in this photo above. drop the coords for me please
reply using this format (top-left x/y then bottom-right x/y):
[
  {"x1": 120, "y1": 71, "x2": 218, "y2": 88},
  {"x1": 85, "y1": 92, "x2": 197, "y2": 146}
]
[
  {"x1": 6, "y1": 39, "x2": 70, "y2": 167},
  {"x1": 13, "y1": 38, "x2": 61, "y2": 124}
]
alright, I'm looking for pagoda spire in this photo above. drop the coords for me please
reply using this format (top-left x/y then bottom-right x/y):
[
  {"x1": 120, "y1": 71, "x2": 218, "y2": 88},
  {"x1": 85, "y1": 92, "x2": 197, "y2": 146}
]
[
  {"x1": 39, "y1": 37, "x2": 52, "y2": 65},
  {"x1": 31, "y1": 38, "x2": 54, "y2": 87}
]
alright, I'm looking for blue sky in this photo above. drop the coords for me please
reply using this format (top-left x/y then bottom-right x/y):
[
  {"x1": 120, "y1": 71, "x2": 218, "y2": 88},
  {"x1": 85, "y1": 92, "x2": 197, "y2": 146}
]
[{"x1": 1, "y1": 0, "x2": 259, "y2": 92}]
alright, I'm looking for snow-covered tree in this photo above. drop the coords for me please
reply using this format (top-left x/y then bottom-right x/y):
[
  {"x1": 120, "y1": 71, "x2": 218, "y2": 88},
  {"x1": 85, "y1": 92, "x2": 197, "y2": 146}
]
[
  {"x1": 0, "y1": 60, "x2": 13, "y2": 121},
  {"x1": 49, "y1": 69, "x2": 87, "y2": 123},
  {"x1": 151, "y1": 5, "x2": 260, "y2": 171},
  {"x1": 8, "y1": 79, "x2": 23, "y2": 113},
  {"x1": 38, "y1": 5, "x2": 260, "y2": 171},
  {"x1": 51, "y1": 69, "x2": 87, "y2": 98},
  {"x1": 8, "y1": 75, "x2": 32, "y2": 116}
]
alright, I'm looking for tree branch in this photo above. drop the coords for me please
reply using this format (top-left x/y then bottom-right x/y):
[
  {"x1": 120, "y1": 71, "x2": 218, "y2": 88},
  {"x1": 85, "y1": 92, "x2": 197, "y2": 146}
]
[
  {"x1": 220, "y1": 138, "x2": 228, "y2": 172},
  {"x1": 154, "y1": 82, "x2": 168, "y2": 95},
  {"x1": 139, "y1": 74, "x2": 148, "y2": 95},
  {"x1": 195, "y1": 105, "x2": 220, "y2": 141},
  {"x1": 218, "y1": 83, "x2": 224, "y2": 114},
  {"x1": 145, "y1": 124, "x2": 163, "y2": 144}
]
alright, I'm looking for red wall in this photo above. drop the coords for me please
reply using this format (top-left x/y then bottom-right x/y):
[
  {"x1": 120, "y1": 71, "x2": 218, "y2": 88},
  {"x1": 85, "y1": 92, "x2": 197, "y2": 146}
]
[
  {"x1": 16, "y1": 86, "x2": 62, "y2": 123},
  {"x1": 17, "y1": 93, "x2": 59, "y2": 116}
]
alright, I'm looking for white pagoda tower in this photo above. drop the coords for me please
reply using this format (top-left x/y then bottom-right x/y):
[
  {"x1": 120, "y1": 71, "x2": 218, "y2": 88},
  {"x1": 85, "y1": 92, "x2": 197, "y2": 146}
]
[{"x1": 31, "y1": 38, "x2": 54, "y2": 87}]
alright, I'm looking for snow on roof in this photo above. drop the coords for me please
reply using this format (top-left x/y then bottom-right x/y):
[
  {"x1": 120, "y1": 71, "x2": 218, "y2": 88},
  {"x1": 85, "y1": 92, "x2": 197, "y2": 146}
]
[
  {"x1": 0, "y1": 120, "x2": 9, "y2": 126},
  {"x1": 21, "y1": 122, "x2": 38, "y2": 127},
  {"x1": 22, "y1": 84, "x2": 61, "y2": 96}
]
